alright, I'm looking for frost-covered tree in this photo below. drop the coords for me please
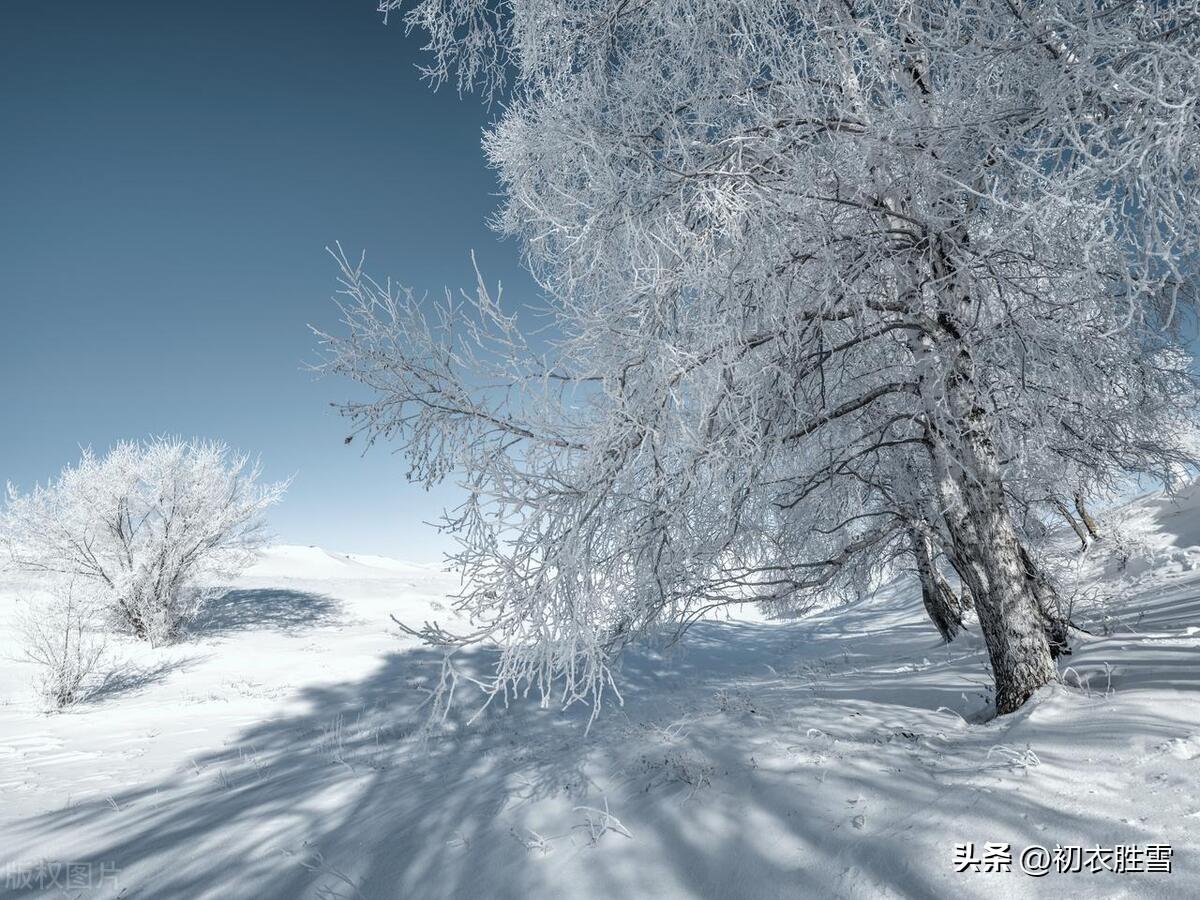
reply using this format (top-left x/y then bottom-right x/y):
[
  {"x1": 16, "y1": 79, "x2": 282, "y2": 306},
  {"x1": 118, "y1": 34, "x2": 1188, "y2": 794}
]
[
  {"x1": 17, "y1": 582, "x2": 108, "y2": 709},
  {"x1": 328, "y1": 0, "x2": 1200, "y2": 714},
  {"x1": 1, "y1": 438, "x2": 287, "y2": 644}
]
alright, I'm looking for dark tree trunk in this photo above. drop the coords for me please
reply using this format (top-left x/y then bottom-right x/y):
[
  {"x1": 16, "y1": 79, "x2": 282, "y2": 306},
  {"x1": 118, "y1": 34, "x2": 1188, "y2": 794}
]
[
  {"x1": 913, "y1": 232, "x2": 1057, "y2": 714},
  {"x1": 929, "y1": 422, "x2": 1057, "y2": 714},
  {"x1": 1017, "y1": 544, "x2": 1072, "y2": 658},
  {"x1": 118, "y1": 599, "x2": 148, "y2": 640},
  {"x1": 911, "y1": 528, "x2": 968, "y2": 642}
]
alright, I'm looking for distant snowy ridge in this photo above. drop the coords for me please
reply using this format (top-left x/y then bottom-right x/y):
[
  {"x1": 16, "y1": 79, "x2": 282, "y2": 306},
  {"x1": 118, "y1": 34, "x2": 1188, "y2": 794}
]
[{"x1": 243, "y1": 544, "x2": 444, "y2": 581}]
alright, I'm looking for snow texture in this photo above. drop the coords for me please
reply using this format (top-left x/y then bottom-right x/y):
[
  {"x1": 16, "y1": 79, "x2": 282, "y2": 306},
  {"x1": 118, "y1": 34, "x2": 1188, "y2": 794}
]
[{"x1": 1, "y1": 489, "x2": 1198, "y2": 899}]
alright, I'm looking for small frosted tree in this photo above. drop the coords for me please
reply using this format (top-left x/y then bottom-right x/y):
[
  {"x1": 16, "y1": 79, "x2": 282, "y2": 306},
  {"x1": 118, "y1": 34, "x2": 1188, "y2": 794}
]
[
  {"x1": 17, "y1": 582, "x2": 108, "y2": 709},
  {"x1": 326, "y1": 0, "x2": 1200, "y2": 715},
  {"x1": 1, "y1": 438, "x2": 287, "y2": 644}
]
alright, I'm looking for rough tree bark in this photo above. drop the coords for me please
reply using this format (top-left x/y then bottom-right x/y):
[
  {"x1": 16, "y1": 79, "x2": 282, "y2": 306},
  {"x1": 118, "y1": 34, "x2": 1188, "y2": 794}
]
[
  {"x1": 915, "y1": 218, "x2": 1060, "y2": 713},
  {"x1": 917, "y1": 292, "x2": 1058, "y2": 713},
  {"x1": 1018, "y1": 544, "x2": 1071, "y2": 659},
  {"x1": 910, "y1": 528, "x2": 969, "y2": 642},
  {"x1": 932, "y1": 436, "x2": 1058, "y2": 713}
]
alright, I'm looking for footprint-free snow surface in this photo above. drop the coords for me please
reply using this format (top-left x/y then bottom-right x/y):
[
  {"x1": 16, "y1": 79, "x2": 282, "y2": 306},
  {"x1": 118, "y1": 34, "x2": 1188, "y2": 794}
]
[{"x1": 2, "y1": 493, "x2": 1199, "y2": 899}]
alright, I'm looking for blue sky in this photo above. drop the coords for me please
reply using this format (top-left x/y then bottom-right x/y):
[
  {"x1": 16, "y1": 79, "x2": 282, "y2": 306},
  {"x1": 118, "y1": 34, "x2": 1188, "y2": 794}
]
[{"x1": 0, "y1": 0, "x2": 532, "y2": 561}]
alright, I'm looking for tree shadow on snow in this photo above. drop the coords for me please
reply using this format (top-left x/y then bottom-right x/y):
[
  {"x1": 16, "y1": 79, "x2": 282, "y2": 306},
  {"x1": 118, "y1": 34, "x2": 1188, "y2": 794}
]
[
  {"x1": 0, "y1": 644, "x2": 596, "y2": 899},
  {"x1": 1, "y1": 607, "x2": 1164, "y2": 900},
  {"x1": 191, "y1": 588, "x2": 344, "y2": 637},
  {"x1": 88, "y1": 657, "x2": 202, "y2": 704}
]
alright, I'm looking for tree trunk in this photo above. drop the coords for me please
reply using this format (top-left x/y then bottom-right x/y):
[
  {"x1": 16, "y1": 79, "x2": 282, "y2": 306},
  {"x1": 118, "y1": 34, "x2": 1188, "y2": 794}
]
[
  {"x1": 118, "y1": 598, "x2": 148, "y2": 640},
  {"x1": 930, "y1": 432, "x2": 1057, "y2": 714},
  {"x1": 1074, "y1": 494, "x2": 1101, "y2": 541},
  {"x1": 1017, "y1": 544, "x2": 1071, "y2": 658},
  {"x1": 910, "y1": 230, "x2": 1056, "y2": 713},
  {"x1": 1052, "y1": 497, "x2": 1090, "y2": 550},
  {"x1": 910, "y1": 528, "x2": 968, "y2": 642}
]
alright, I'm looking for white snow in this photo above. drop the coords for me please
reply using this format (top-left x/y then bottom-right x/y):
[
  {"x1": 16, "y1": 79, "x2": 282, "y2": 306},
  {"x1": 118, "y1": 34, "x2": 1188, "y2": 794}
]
[
  {"x1": 1, "y1": 494, "x2": 1199, "y2": 899},
  {"x1": 241, "y1": 545, "x2": 443, "y2": 581}
]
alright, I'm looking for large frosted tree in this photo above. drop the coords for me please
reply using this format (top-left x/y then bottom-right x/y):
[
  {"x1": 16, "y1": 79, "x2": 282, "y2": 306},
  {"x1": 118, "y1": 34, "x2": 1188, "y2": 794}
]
[{"x1": 324, "y1": 0, "x2": 1199, "y2": 714}]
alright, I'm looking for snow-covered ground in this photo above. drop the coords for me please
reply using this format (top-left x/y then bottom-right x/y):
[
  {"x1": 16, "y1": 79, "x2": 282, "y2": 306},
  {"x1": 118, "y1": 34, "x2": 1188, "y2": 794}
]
[{"x1": 1, "y1": 494, "x2": 1198, "y2": 899}]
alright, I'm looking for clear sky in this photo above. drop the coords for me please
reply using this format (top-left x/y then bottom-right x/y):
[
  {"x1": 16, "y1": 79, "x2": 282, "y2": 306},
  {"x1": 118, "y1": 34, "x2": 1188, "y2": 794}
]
[{"x1": 1, "y1": 1, "x2": 535, "y2": 562}]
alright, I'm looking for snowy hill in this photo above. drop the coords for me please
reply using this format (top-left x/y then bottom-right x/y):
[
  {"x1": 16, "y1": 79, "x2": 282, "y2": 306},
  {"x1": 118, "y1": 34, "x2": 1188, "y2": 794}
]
[
  {"x1": 1, "y1": 498, "x2": 1198, "y2": 899},
  {"x1": 242, "y1": 545, "x2": 445, "y2": 582}
]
